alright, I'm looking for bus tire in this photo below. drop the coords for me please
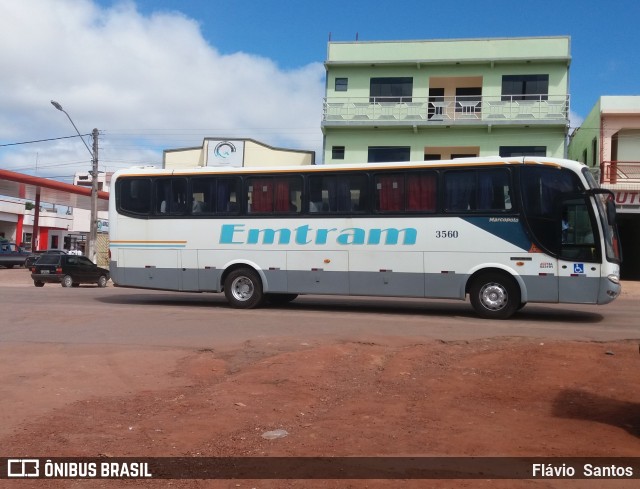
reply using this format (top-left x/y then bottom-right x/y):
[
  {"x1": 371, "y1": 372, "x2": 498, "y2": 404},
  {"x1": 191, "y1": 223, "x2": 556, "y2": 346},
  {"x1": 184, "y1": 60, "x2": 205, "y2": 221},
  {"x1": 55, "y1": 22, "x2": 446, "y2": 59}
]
[
  {"x1": 469, "y1": 272, "x2": 520, "y2": 320},
  {"x1": 266, "y1": 293, "x2": 298, "y2": 305},
  {"x1": 224, "y1": 268, "x2": 265, "y2": 309}
]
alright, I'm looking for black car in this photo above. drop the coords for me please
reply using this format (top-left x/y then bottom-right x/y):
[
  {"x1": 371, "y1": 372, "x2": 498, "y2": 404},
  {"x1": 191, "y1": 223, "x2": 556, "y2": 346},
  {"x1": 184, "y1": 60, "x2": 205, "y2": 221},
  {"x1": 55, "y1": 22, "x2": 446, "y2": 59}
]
[
  {"x1": 30, "y1": 254, "x2": 109, "y2": 288},
  {"x1": 24, "y1": 249, "x2": 68, "y2": 268}
]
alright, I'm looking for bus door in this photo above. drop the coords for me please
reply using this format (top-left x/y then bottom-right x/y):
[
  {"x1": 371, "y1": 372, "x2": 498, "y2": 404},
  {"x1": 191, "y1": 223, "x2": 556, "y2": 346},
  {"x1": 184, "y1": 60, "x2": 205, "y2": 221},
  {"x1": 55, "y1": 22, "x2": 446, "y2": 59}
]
[{"x1": 557, "y1": 196, "x2": 601, "y2": 303}]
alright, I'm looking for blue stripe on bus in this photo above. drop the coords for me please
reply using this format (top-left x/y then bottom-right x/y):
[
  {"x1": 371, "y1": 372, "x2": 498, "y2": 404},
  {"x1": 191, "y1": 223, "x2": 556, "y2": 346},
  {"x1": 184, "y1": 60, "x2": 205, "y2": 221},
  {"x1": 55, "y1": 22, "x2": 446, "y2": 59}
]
[{"x1": 461, "y1": 217, "x2": 531, "y2": 251}]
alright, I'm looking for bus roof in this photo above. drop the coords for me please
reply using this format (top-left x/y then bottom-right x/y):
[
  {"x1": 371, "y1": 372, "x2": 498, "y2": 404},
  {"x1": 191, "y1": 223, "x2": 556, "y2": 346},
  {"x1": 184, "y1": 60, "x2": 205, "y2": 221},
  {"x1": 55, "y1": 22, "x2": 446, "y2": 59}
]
[{"x1": 112, "y1": 157, "x2": 588, "y2": 179}]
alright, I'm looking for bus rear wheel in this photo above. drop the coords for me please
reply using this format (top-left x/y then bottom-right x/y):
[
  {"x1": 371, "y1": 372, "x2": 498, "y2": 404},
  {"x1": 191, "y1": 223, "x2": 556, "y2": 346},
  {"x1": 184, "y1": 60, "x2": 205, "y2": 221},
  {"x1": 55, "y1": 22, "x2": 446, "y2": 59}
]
[
  {"x1": 224, "y1": 268, "x2": 265, "y2": 309},
  {"x1": 469, "y1": 272, "x2": 520, "y2": 320}
]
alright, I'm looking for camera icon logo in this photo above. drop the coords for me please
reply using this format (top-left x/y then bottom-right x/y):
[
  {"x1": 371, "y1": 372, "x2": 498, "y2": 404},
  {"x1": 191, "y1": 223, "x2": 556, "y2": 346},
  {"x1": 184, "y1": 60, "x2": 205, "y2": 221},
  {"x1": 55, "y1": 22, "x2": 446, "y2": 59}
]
[{"x1": 7, "y1": 459, "x2": 40, "y2": 478}]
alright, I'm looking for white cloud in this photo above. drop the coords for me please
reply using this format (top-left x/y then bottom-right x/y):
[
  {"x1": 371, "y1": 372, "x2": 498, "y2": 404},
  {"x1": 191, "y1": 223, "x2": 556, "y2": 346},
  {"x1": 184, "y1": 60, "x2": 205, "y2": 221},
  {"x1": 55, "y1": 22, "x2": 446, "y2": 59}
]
[{"x1": 0, "y1": 0, "x2": 325, "y2": 179}]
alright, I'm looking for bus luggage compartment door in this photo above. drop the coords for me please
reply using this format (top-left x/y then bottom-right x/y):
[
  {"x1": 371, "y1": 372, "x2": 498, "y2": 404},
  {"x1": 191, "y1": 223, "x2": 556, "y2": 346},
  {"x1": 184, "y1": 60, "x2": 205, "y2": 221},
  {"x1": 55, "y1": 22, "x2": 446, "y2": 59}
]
[
  {"x1": 287, "y1": 251, "x2": 348, "y2": 294},
  {"x1": 349, "y1": 251, "x2": 424, "y2": 297}
]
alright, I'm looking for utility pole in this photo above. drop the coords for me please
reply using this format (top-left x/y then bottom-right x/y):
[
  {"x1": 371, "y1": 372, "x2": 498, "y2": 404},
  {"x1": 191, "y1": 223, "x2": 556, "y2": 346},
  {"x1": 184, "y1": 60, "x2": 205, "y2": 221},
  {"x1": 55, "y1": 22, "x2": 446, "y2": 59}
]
[
  {"x1": 50, "y1": 100, "x2": 99, "y2": 263},
  {"x1": 89, "y1": 128, "x2": 99, "y2": 264}
]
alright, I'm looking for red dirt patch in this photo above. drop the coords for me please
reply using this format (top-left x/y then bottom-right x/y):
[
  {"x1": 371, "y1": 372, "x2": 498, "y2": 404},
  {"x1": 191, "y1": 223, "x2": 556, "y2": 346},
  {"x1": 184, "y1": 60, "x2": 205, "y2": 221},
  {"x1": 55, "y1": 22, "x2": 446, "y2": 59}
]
[{"x1": 3, "y1": 337, "x2": 639, "y2": 488}]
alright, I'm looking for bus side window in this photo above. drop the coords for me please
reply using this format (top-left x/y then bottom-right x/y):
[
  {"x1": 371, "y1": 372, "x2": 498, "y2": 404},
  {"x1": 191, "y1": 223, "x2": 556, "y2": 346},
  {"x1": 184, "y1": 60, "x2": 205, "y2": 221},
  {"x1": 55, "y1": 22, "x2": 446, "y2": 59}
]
[
  {"x1": 287, "y1": 178, "x2": 302, "y2": 213},
  {"x1": 216, "y1": 178, "x2": 238, "y2": 213},
  {"x1": 477, "y1": 169, "x2": 512, "y2": 211},
  {"x1": 169, "y1": 178, "x2": 188, "y2": 214},
  {"x1": 248, "y1": 178, "x2": 273, "y2": 213},
  {"x1": 190, "y1": 177, "x2": 212, "y2": 215},
  {"x1": 444, "y1": 171, "x2": 475, "y2": 211},
  {"x1": 118, "y1": 178, "x2": 151, "y2": 215},
  {"x1": 340, "y1": 175, "x2": 367, "y2": 212},
  {"x1": 560, "y1": 198, "x2": 598, "y2": 261},
  {"x1": 246, "y1": 177, "x2": 301, "y2": 214},
  {"x1": 155, "y1": 179, "x2": 171, "y2": 214},
  {"x1": 407, "y1": 172, "x2": 436, "y2": 212},
  {"x1": 520, "y1": 167, "x2": 584, "y2": 255},
  {"x1": 376, "y1": 172, "x2": 438, "y2": 213},
  {"x1": 376, "y1": 174, "x2": 404, "y2": 212},
  {"x1": 308, "y1": 174, "x2": 368, "y2": 213},
  {"x1": 308, "y1": 176, "x2": 325, "y2": 212}
]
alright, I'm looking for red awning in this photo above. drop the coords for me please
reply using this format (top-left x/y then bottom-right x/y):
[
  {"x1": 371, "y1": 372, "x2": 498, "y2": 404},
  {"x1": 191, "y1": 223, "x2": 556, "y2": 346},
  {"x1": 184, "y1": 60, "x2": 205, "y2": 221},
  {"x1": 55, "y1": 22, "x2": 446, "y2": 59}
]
[{"x1": 0, "y1": 168, "x2": 109, "y2": 211}]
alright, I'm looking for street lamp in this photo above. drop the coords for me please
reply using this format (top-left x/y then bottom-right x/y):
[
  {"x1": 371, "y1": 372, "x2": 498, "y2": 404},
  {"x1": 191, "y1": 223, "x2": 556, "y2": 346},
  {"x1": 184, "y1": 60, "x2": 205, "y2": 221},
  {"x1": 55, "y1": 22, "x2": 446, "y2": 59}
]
[{"x1": 51, "y1": 100, "x2": 99, "y2": 263}]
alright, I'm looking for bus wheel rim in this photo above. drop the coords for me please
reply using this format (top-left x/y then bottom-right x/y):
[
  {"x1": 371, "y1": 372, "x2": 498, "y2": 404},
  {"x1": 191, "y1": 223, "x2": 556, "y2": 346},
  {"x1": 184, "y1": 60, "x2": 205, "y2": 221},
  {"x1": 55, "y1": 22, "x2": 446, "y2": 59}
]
[
  {"x1": 480, "y1": 283, "x2": 507, "y2": 311},
  {"x1": 232, "y1": 276, "x2": 253, "y2": 301}
]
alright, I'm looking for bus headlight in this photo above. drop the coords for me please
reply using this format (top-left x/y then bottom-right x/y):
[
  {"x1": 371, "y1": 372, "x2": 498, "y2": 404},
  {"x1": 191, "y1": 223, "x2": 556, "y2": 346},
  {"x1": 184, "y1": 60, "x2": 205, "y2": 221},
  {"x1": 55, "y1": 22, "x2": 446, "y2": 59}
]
[{"x1": 607, "y1": 274, "x2": 620, "y2": 285}]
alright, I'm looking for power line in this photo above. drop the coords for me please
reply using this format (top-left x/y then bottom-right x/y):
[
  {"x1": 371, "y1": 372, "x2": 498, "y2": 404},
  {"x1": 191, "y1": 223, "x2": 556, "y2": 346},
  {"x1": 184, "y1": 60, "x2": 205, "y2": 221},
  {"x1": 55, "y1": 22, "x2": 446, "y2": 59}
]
[{"x1": 0, "y1": 134, "x2": 91, "y2": 148}]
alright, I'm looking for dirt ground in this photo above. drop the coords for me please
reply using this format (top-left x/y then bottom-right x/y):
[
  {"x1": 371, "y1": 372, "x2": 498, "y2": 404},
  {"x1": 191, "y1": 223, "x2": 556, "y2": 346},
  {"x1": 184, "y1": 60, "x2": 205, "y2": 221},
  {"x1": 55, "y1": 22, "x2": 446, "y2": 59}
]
[{"x1": 2, "y1": 279, "x2": 640, "y2": 488}]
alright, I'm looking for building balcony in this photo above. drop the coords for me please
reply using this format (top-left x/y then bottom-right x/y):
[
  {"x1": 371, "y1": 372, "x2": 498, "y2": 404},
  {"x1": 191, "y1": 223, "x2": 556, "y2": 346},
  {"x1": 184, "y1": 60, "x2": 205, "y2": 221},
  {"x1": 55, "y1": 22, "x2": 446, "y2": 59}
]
[
  {"x1": 322, "y1": 95, "x2": 569, "y2": 127},
  {"x1": 601, "y1": 161, "x2": 640, "y2": 184}
]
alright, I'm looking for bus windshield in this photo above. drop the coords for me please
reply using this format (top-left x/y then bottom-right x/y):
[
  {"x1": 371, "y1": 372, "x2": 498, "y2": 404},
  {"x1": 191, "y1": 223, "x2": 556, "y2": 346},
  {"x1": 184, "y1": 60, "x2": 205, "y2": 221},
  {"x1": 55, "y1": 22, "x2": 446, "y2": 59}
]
[
  {"x1": 581, "y1": 167, "x2": 621, "y2": 263},
  {"x1": 591, "y1": 190, "x2": 622, "y2": 263}
]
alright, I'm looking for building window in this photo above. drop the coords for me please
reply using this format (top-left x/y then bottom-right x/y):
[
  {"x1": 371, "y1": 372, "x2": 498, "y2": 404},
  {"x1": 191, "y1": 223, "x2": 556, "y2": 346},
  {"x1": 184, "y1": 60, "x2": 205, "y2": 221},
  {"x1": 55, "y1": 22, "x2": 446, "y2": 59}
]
[
  {"x1": 370, "y1": 77, "x2": 413, "y2": 103},
  {"x1": 501, "y1": 75, "x2": 549, "y2": 101},
  {"x1": 499, "y1": 146, "x2": 546, "y2": 157},
  {"x1": 335, "y1": 78, "x2": 348, "y2": 92},
  {"x1": 22, "y1": 233, "x2": 32, "y2": 248},
  {"x1": 332, "y1": 146, "x2": 345, "y2": 160},
  {"x1": 451, "y1": 154, "x2": 477, "y2": 159},
  {"x1": 368, "y1": 146, "x2": 411, "y2": 163},
  {"x1": 591, "y1": 138, "x2": 597, "y2": 166}
]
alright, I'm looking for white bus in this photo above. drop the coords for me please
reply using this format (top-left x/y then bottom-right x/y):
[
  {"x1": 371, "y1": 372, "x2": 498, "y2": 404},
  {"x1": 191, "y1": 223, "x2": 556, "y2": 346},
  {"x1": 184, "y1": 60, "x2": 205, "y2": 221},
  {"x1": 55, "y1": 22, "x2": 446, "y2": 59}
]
[{"x1": 108, "y1": 157, "x2": 621, "y2": 319}]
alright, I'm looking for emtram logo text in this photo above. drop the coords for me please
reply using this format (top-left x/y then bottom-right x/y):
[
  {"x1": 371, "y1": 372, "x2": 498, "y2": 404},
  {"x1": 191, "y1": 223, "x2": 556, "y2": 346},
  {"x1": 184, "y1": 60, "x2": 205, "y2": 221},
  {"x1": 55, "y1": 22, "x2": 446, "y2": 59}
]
[{"x1": 219, "y1": 224, "x2": 418, "y2": 245}]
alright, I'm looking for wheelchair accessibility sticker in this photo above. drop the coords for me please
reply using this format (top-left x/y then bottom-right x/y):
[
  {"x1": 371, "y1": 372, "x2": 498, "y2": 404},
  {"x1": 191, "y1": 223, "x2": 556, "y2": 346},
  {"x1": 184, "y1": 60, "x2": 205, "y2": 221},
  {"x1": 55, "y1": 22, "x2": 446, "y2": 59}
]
[{"x1": 573, "y1": 263, "x2": 585, "y2": 274}]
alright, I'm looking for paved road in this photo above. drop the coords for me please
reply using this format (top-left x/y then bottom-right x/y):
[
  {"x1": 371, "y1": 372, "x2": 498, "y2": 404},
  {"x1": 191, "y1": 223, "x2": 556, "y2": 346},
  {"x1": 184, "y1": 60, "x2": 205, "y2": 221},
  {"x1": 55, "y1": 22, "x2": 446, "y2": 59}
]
[
  {"x1": 1, "y1": 268, "x2": 639, "y2": 446},
  {"x1": 2, "y1": 268, "x2": 639, "y2": 347}
]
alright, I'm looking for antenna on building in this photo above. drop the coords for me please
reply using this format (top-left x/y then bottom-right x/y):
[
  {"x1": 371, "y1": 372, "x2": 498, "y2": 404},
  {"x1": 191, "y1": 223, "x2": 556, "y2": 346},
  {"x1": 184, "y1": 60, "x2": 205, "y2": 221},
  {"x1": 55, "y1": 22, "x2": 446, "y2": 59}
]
[
  {"x1": 328, "y1": 32, "x2": 332, "y2": 41},
  {"x1": 355, "y1": 32, "x2": 359, "y2": 41}
]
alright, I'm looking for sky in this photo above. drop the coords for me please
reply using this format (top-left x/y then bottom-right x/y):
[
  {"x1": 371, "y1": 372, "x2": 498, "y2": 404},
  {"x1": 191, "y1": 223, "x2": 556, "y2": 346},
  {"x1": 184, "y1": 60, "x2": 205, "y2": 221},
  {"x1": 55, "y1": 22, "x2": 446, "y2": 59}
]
[{"x1": 1, "y1": 0, "x2": 639, "y2": 182}]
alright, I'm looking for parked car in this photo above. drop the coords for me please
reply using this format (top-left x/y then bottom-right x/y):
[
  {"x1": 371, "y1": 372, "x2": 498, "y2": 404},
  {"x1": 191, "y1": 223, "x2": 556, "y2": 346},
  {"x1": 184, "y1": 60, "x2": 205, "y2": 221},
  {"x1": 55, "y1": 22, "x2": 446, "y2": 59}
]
[
  {"x1": 30, "y1": 254, "x2": 109, "y2": 288},
  {"x1": 0, "y1": 242, "x2": 30, "y2": 269},
  {"x1": 24, "y1": 249, "x2": 68, "y2": 268}
]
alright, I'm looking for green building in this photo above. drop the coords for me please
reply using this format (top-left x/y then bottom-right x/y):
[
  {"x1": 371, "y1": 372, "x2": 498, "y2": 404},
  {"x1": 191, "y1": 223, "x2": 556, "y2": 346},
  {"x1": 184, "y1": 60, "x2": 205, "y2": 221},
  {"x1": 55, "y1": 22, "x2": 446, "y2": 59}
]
[
  {"x1": 322, "y1": 36, "x2": 570, "y2": 164},
  {"x1": 568, "y1": 96, "x2": 640, "y2": 279}
]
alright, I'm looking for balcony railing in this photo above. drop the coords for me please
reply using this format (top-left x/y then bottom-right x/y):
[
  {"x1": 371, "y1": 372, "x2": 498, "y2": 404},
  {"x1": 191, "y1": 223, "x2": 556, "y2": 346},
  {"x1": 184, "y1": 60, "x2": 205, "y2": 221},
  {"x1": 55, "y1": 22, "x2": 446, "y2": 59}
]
[
  {"x1": 601, "y1": 161, "x2": 640, "y2": 184},
  {"x1": 323, "y1": 95, "x2": 569, "y2": 124}
]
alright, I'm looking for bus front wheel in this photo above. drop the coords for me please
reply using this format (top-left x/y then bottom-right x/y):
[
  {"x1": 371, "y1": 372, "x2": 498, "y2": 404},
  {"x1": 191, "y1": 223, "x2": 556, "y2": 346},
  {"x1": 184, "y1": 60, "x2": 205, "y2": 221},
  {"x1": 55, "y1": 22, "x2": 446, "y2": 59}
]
[
  {"x1": 469, "y1": 272, "x2": 520, "y2": 320},
  {"x1": 224, "y1": 268, "x2": 265, "y2": 309}
]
